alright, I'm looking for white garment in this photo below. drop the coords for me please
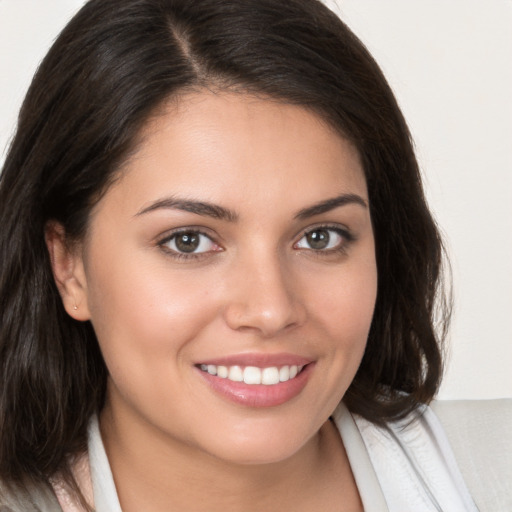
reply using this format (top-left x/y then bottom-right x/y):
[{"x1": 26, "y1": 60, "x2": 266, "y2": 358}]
[
  {"x1": 88, "y1": 418, "x2": 122, "y2": 512},
  {"x1": 87, "y1": 403, "x2": 479, "y2": 512},
  {"x1": 332, "y1": 403, "x2": 479, "y2": 512}
]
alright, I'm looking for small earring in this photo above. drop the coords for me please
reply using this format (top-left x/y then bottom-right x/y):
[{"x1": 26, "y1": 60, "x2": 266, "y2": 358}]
[{"x1": 73, "y1": 303, "x2": 78, "y2": 311}]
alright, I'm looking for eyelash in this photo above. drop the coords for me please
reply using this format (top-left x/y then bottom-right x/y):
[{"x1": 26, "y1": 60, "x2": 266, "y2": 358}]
[
  {"x1": 157, "y1": 224, "x2": 355, "y2": 261},
  {"x1": 157, "y1": 228, "x2": 220, "y2": 260},
  {"x1": 294, "y1": 224, "x2": 355, "y2": 257}
]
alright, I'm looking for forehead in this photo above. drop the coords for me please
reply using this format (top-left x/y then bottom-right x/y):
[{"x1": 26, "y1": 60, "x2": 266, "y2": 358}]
[{"x1": 101, "y1": 91, "x2": 368, "y2": 218}]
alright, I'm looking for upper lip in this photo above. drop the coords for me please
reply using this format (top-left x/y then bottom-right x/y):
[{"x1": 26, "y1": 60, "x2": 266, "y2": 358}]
[{"x1": 195, "y1": 353, "x2": 313, "y2": 368}]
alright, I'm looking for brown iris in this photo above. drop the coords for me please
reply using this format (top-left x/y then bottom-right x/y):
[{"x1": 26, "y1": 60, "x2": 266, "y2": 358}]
[
  {"x1": 174, "y1": 232, "x2": 200, "y2": 253},
  {"x1": 306, "y1": 229, "x2": 331, "y2": 249}
]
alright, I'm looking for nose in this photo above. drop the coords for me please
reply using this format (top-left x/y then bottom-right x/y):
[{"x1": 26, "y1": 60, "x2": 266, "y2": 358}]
[{"x1": 222, "y1": 253, "x2": 306, "y2": 337}]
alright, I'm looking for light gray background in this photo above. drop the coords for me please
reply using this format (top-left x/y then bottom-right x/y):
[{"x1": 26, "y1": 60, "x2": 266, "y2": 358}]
[{"x1": 1, "y1": 0, "x2": 511, "y2": 400}]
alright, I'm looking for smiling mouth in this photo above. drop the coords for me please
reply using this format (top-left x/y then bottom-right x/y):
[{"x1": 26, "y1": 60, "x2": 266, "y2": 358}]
[{"x1": 198, "y1": 364, "x2": 306, "y2": 385}]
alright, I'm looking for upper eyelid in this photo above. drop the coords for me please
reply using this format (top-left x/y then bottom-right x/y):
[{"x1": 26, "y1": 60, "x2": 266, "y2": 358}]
[
  {"x1": 294, "y1": 223, "x2": 353, "y2": 241},
  {"x1": 157, "y1": 229, "x2": 221, "y2": 258},
  {"x1": 157, "y1": 226, "x2": 218, "y2": 244}
]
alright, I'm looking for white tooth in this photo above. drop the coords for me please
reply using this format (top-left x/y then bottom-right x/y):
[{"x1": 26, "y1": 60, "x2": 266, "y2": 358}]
[
  {"x1": 289, "y1": 365, "x2": 298, "y2": 379},
  {"x1": 207, "y1": 364, "x2": 217, "y2": 375},
  {"x1": 279, "y1": 366, "x2": 290, "y2": 382},
  {"x1": 243, "y1": 366, "x2": 262, "y2": 385},
  {"x1": 262, "y1": 367, "x2": 280, "y2": 385},
  {"x1": 217, "y1": 365, "x2": 228, "y2": 378},
  {"x1": 228, "y1": 365, "x2": 243, "y2": 382},
  {"x1": 200, "y1": 364, "x2": 208, "y2": 372}
]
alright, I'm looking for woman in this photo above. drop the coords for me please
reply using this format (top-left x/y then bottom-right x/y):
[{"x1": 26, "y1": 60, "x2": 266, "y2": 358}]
[{"x1": 0, "y1": 0, "x2": 496, "y2": 510}]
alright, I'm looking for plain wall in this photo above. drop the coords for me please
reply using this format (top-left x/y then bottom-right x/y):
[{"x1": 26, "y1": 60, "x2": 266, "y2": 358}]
[{"x1": 1, "y1": 0, "x2": 511, "y2": 400}]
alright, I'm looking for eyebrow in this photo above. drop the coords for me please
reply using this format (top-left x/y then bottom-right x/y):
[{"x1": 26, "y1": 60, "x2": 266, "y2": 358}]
[
  {"x1": 136, "y1": 193, "x2": 367, "y2": 222},
  {"x1": 136, "y1": 197, "x2": 239, "y2": 222},
  {"x1": 294, "y1": 193, "x2": 368, "y2": 219}
]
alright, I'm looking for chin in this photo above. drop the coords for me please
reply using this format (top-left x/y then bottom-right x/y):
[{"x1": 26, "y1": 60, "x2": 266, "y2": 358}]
[{"x1": 198, "y1": 418, "x2": 320, "y2": 467}]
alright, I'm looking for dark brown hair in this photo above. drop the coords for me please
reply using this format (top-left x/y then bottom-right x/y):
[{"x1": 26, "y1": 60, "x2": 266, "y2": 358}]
[{"x1": 0, "y1": 0, "x2": 448, "y2": 492}]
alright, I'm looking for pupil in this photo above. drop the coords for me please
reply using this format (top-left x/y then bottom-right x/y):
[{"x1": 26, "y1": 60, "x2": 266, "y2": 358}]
[
  {"x1": 307, "y1": 229, "x2": 329, "y2": 249},
  {"x1": 175, "y1": 233, "x2": 199, "y2": 252}
]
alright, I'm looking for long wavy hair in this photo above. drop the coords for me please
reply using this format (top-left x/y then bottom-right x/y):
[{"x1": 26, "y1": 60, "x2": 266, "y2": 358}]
[{"x1": 0, "y1": 0, "x2": 449, "y2": 497}]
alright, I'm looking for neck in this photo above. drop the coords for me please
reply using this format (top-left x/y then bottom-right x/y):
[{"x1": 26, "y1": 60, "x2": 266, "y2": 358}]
[{"x1": 99, "y1": 403, "x2": 358, "y2": 512}]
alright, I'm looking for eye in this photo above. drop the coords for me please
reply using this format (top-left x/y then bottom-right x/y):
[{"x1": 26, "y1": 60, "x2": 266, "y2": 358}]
[
  {"x1": 161, "y1": 230, "x2": 219, "y2": 255},
  {"x1": 294, "y1": 227, "x2": 348, "y2": 251}
]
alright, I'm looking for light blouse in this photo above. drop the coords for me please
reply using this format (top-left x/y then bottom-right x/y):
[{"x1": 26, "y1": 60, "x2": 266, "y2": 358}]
[{"x1": 53, "y1": 403, "x2": 479, "y2": 511}]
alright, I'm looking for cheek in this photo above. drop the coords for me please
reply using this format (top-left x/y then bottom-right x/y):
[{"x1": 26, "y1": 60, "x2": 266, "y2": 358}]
[
  {"x1": 84, "y1": 257, "x2": 224, "y2": 425},
  {"x1": 278, "y1": 255, "x2": 378, "y2": 427},
  {"x1": 84, "y1": 251, "x2": 219, "y2": 373},
  {"x1": 309, "y1": 258, "x2": 377, "y2": 346}
]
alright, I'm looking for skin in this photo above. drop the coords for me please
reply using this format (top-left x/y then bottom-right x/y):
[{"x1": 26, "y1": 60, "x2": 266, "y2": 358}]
[{"x1": 47, "y1": 92, "x2": 377, "y2": 511}]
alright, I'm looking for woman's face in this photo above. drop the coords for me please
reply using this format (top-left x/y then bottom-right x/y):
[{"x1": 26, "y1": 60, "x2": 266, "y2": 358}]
[{"x1": 68, "y1": 92, "x2": 377, "y2": 464}]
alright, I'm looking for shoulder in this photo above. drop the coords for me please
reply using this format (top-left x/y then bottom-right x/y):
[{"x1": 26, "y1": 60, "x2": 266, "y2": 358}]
[
  {"x1": 348, "y1": 402, "x2": 480, "y2": 511},
  {"x1": 350, "y1": 399, "x2": 511, "y2": 512},
  {"x1": 0, "y1": 478, "x2": 62, "y2": 512},
  {"x1": 431, "y1": 398, "x2": 512, "y2": 512}
]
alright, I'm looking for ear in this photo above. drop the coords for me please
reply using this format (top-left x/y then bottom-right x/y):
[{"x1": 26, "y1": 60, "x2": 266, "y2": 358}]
[{"x1": 45, "y1": 221, "x2": 91, "y2": 321}]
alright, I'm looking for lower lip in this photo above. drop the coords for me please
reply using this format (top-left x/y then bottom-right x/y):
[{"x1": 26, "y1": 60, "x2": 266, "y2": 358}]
[{"x1": 197, "y1": 364, "x2": 314, "y2": 408}]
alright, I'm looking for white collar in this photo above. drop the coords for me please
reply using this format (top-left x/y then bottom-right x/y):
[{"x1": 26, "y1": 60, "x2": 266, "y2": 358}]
[
  {"x1": 88, "y1": 416, "x2": 122, "y2": 512},
  {"x1": 87, "y1": 403, "x2": 477, "y2": 512},
  {"x1": 334, "y1": 402, "x2": 479, "y2": 512}
]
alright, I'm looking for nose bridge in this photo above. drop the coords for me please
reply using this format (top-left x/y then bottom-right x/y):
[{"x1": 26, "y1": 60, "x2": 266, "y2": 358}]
[{"x1": 223, "y1": 246, "x2": 304, "y2": 336}]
